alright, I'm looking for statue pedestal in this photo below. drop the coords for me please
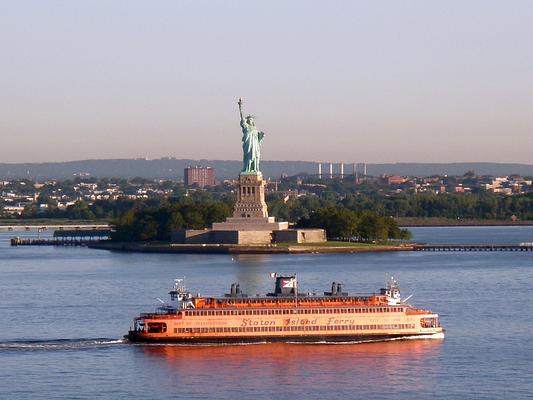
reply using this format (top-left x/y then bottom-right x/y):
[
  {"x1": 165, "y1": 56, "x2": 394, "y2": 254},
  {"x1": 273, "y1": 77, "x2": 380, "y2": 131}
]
[
  {"x1": 212, "y1": 217, "x2": 288, "y2": 231},
  {"x1": 232, "y1": 172, "x2": 268, "y2": 219},
  {"x1": 211, "y1": 172, "x2": 288, "y2": 234}
]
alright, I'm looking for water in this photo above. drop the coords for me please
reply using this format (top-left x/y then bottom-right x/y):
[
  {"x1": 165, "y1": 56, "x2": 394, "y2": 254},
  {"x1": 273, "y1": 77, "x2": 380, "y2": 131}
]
[
  {"x1": 1, "y1": 227, "x2": 532, "y2": 399},
  {"x1": 409, "y1": 225, "x2": 533, "y2": 245}
]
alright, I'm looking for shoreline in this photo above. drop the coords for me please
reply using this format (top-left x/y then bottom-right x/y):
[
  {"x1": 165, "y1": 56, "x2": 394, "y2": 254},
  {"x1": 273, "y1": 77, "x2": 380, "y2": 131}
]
[
  {"x1": 396, "y1": 218, "x2": 533, "y2": 227},
  {"x1": 89, "y1": 241, "x2": 414, "y2": 255}
]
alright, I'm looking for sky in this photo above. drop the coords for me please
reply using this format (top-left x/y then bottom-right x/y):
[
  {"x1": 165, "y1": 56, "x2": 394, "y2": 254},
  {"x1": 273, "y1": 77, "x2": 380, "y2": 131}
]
[{"x1": 1, "y1": 1, "x2": 532, "y2": 164}]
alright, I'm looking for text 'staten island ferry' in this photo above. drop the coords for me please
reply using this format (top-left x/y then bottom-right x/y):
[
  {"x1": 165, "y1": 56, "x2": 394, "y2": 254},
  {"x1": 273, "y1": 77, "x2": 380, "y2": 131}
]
[{"x1": 127, "y1": 274, "x2": 444, "y2": 343}]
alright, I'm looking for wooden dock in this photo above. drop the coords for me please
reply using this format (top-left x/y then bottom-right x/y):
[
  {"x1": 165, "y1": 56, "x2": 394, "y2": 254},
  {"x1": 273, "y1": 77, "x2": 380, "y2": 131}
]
[
  {"x1": 10, "y1": 238, "x2": 102, "y2": 246},
  {"x1": 413, "y1": 244, "x2": 533, "y2": 252},
  {"x1": 10, "y1": 228, "x2": 111, "y2": 247}
]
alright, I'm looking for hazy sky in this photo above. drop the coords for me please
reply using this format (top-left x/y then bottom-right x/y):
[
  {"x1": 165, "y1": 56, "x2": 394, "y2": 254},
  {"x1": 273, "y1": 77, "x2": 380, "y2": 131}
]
[{"x1": 1, "y1": 1, "x2": 532, "y2": 164}]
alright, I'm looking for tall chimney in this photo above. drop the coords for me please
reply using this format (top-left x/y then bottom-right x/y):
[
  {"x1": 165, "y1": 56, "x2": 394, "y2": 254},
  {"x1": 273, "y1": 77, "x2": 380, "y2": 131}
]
[
  {"x1": 318, "y1": 163, "x2": 322, "y2": 179},
  {"x1": 329, "y1": 163, "x2": 333, "y2": 179},
  {"x1": 340, "y1": 162, "x2": 344, "y2": 179}
]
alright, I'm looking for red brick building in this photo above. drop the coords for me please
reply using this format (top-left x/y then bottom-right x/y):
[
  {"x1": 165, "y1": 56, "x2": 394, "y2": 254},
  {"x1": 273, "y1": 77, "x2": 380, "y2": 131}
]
[
  {"x1": 184, "y1": 166, "x2": 215, "y2": 188},
  {"x1": 386, "y1": 175, "x2": 407, "y2": 185}
]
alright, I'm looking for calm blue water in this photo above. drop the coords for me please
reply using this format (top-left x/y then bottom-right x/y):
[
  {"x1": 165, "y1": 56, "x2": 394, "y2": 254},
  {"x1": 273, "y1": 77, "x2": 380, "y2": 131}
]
[
  {"x1": 1, "y1": 227, "x2": 532, "y2": 399},
  {"x1": 409, "y1": 225, "x2": 533, "y2": 245}
]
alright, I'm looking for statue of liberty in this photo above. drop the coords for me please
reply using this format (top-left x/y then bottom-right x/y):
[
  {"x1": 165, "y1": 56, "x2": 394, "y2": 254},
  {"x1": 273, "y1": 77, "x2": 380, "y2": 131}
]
[{"x1": 238, "y1": 98, "x2": 265, "y2": 173}]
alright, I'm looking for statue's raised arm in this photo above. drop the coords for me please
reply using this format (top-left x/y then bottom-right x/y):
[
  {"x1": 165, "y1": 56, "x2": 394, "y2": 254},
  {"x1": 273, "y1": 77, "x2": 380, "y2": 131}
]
[{"x1": 238, "y1": 97, "x2": 244, "y2": 122}]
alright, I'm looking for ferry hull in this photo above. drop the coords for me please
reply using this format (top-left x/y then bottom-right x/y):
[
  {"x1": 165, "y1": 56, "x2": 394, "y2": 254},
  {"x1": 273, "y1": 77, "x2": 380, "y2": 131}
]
[{"x1": 126, "y1": 331, "x2": 442, "y2": 344}]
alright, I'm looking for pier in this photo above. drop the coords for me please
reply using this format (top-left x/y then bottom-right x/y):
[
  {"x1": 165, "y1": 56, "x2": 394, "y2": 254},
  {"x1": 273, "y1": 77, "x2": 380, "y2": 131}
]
[
  {"x1": 0, "y1": 224, "x2": 109, "y2": 231},
  {"x1": 10, "y1": 229, "x2": 111, "y2": 247},
  {"x1": 413, "y1": 244, "x2": 533, "y2": 252}
]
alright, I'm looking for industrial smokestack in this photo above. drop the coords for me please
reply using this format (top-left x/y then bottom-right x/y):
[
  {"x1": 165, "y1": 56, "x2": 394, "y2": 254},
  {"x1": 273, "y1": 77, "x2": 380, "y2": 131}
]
[
  {"x1": 340, "y1": 162, "x2": 344, "y2": 179},
  {"x1": 318, "y1": 162, "x2": 322, "y2": 179},
  {"x1": 329, "y1": 163, "x2": 333, "y2": 179},
  {"x1": 363, "y1": 163, "x2": 367, "y2": 176}
]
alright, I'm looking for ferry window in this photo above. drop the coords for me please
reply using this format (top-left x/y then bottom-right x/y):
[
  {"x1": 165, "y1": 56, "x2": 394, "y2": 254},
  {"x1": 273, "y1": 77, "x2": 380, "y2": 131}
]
[{"x1": 147, "y1": 322, "x2": 166, "y2": 333}]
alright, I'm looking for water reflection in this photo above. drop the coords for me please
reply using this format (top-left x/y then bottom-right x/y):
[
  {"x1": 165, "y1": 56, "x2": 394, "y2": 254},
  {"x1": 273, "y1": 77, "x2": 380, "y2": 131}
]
[{"x1": 138, "y1": 339, "x2": 443, "y2": 394}]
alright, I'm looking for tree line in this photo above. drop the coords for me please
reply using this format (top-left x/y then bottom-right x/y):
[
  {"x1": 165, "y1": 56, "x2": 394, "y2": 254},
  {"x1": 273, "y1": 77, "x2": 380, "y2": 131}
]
[
  {"x1": 111, "y1": 197, "x2": 233, "y2": 242},
  {"x1": 108, "y1": 195, "x2": 409, "y2": 242},
  {"x1": 267, "y1": 192, "x2": 533, "y2": 221}
]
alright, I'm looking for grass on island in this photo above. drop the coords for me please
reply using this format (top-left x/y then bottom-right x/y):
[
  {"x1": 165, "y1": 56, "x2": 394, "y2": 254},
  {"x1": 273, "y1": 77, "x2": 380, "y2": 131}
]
[{"x1": 276, "y1": 241, "x2": 402, "y2": 248}]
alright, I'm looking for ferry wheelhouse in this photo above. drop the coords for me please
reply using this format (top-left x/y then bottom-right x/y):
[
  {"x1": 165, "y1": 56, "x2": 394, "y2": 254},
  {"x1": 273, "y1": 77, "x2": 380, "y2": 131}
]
[{"x1": 127, "y1": 275, "x2": 443, "y2": 343}]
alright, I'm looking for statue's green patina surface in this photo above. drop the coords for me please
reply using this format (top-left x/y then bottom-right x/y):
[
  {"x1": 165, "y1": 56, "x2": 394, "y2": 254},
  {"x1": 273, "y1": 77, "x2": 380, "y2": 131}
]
[{"x1": 238, "y1": 98, "x2": 264, "y2": 174}]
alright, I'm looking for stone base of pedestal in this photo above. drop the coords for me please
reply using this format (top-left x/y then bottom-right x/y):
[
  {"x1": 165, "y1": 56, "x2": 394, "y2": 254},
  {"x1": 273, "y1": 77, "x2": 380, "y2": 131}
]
[
  {"x1": 172, "y1": 227, "x2": 326, "y2": 245},
  {"x1": 212, "y1": 217, "x2": 288, "y2": 231}
]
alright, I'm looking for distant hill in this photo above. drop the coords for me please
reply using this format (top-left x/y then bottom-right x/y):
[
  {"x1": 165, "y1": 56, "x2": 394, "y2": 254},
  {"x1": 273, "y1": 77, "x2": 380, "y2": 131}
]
[{"x1": 0, "y1": 159, "x2": 532, "y2": 180}]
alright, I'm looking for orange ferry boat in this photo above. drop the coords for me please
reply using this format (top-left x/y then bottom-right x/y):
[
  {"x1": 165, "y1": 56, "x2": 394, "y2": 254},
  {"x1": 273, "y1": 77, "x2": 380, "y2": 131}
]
[{"x1": 126, "y1": 274, "x2": 443, "y2": 344}]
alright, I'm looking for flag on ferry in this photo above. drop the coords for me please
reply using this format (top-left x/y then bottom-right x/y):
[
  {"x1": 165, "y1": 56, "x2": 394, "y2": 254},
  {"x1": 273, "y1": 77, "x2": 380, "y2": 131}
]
[{"x1": 281, "y1": 277, "x2": 296, "y2": 288}]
